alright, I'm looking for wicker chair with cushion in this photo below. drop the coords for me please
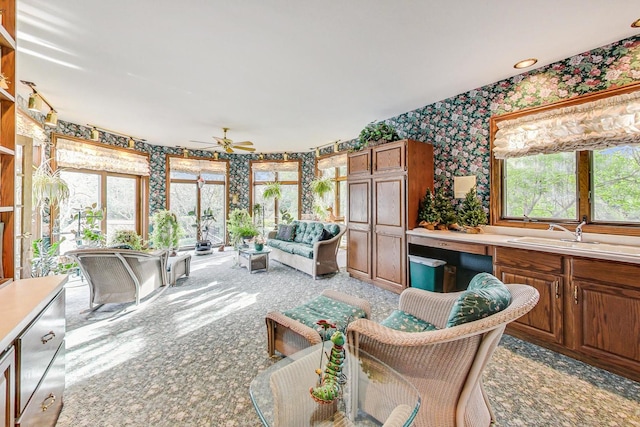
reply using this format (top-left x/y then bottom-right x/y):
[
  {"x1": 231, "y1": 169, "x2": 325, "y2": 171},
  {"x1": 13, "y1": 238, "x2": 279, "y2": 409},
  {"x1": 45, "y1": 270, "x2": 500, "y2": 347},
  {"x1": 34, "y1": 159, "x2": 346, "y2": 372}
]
[
  {"x1": 67, "y1": 248, "x2": 169, "y2": 311},
  {"x1": 347, "y1": 273, "x2": 539, "y2": 427}
]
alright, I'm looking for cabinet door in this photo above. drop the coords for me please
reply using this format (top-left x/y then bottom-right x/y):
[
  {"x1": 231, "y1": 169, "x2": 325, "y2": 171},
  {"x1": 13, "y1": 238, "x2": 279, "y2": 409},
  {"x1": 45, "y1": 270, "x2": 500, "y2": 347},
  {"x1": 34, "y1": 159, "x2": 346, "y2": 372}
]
[
  {"x1": 372, "y1": 175, "x2": 406, "y2": 291},
  {"x1": 0, "y1": 347, "x2": 14, "y2": 427},
  {"x1": 347, "y1": 151, "x2": 370, "y2": 177},
  {"x1": 496, "y1": 266, "x2": 564, "y2": 345},
  {"x1": 346, "y1": 179, "x2": 371, "y2": 280},
  {"x1": 572, "y1": 278, "x2": 640, "y2": 375},
  {"x1": 372, "y1": 141, "x2": 405, "y2": 174}
]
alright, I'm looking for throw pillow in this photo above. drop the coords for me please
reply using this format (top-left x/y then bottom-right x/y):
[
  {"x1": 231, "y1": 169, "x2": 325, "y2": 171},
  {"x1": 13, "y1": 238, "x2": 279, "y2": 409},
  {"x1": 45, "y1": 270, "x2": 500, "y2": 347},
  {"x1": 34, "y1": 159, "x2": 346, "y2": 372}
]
[
  {"x1": 276, "y1": 224, "x2": 296, "y2": 242},
  {"x1": 318, "y1": 228, "x2": 332, "y2": 241},
  {"x1": 324, "y1": 223, "x2": 340, "y2": 238},
  {"x1": 445, "y1": 272, "x2": 511, "y2": 327}
]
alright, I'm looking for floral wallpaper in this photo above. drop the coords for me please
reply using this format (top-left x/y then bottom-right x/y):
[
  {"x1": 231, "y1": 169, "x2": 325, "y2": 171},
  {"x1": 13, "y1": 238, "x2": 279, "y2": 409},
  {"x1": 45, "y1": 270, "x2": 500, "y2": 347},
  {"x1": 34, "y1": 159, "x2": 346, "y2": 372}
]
[{"x1": 25, "y1": 35, "x2": 640, "y2": 216}]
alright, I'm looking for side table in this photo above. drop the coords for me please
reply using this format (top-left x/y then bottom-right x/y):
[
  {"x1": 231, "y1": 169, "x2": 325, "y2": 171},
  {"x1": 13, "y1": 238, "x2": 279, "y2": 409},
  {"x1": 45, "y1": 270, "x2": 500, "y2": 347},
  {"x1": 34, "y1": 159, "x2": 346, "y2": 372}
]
[{"x1": 238, "y1": 248, "x2": 271, "y2": 273}]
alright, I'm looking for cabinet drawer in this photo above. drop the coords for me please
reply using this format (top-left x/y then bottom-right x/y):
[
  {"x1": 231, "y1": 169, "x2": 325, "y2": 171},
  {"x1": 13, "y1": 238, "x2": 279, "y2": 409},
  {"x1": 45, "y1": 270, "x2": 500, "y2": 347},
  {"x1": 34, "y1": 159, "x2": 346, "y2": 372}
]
[
  {"x1": 573, "y1": 258, "x2": 640, "y2": 289},
  {"x1": 347, "y1": 151, "x2": 371, "y2": 176},
  {"x1": 407, "y1": 235, "x2": 488, "y2": 255},
  {"x1": 495, "y1": 247, "x2": 564, "y2": 274},
  {"x1": 16, "y1": 344, "x2": 64, "y2": 427},
  {"x1": 16, "y1": 290, "x2": 65, "y2": 414}
]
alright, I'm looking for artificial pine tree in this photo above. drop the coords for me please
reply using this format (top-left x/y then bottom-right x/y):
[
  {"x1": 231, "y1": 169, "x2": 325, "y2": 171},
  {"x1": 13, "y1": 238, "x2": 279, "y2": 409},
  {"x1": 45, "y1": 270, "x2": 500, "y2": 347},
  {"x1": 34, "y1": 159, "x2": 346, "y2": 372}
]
[
  {"x1": 418, "y1": 188, "x2": 440, "y2": 229},
  {"x1": 434, "y1": 188, "x2": 458, "y2": 229},
  {"x1": 459, "y1": 186, "x2": 488, "y2": 231}
]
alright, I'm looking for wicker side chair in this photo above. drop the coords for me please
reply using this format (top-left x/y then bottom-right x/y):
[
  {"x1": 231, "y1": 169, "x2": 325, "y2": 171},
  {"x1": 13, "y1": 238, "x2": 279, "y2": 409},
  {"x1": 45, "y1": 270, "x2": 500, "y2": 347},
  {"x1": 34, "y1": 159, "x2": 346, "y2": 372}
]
[
  {"x1": 347, "y1": 283, "x2": 539, "y2": 427},
  {"x1": 67, "y1": 248, "x2": 169, "y2": 311}
]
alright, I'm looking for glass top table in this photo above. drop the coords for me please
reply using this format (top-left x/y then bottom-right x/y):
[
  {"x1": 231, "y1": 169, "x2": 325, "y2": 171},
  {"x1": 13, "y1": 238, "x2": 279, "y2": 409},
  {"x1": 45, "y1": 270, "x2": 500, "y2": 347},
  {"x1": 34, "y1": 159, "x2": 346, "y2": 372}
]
[{"x1": 250, "y1": 343, "x2": 420, "y2": 427}]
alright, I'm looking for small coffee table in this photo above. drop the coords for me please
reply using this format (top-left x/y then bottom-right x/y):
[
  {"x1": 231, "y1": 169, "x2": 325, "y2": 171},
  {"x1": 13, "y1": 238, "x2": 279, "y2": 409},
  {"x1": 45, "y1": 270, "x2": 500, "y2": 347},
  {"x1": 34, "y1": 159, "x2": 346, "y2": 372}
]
[
  {"x1": 238, "y1": 247, "x2": 271, "y2": 273},
  {"x1": 250, "y1": 343, "x2": 420, "y2": 426}
]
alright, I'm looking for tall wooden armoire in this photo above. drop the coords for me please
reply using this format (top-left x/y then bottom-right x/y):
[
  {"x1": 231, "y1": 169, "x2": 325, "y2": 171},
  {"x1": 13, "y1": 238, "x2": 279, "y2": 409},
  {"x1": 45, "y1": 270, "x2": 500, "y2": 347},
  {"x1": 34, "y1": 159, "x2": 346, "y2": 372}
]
[{"x1": 346, "y1": 139, "x2": 434, "y2": 293}]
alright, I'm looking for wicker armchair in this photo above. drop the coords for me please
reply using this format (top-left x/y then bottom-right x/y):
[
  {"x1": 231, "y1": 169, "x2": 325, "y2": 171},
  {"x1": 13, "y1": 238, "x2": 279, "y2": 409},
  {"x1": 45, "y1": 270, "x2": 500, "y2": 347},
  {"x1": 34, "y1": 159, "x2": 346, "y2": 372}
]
[
  {"x1": 347, "y1": 284, "x2": 539, "y2": 427},
  {"x1": 67, "y1": 248, "x2": 169, "y2": 310}
]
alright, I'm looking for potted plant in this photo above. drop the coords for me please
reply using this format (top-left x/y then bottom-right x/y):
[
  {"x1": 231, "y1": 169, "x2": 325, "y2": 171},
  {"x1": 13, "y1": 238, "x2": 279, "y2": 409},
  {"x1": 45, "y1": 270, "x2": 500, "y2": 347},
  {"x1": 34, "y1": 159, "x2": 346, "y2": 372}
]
[
  {"x1": 458, "y1": 186, "x2": 488, "y2": 233},
  {"x1": 109, "y1": 229, "x2": 144, "y2": 250},
  {"x1": 227, "y1": 208, "x2": 259, "y2": 248},
  {"x1": 72, "y1": 203, "x2": 106, "y2": 247},
  {"x1": 33, "y1": 159, "x2": 70, "y2": 214},
  {"x1": 189, "y1": 207, "x2": 216, "y2": 254},
  {"x1": 353, "y1": 121, "x2": 400, "y2": 151},
  {"x1": 150, "y1": 210, "x2": 182, "y2": 255},
  {"x1": 254, "y1": 235, "x2": 265, "y2": 251},
  {"x1": 433, "y1": 188, "x2": 459, "y2": 230},
  {"x1": 418, "y1": 188, "x2": 440, "y2": 230},
  {"x1": 309, "y1": 176, "x2": 334, "y2": 221}
]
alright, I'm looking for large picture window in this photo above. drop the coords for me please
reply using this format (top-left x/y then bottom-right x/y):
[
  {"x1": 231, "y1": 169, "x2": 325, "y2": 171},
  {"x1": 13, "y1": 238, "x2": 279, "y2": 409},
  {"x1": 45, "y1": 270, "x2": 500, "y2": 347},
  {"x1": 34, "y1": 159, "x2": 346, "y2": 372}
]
[
  {"x1": 251, "y1": 160, "x2": 301, "y2": 231},
  {"x1": 491, "y1": 83, "x2": 640, "y2": 235},
  {"x1": 316, "y1": 153, "x2": 347, "y2": 221},
  {"x1": 168, "y1": 156, "x2": 228, "y2": 248}
]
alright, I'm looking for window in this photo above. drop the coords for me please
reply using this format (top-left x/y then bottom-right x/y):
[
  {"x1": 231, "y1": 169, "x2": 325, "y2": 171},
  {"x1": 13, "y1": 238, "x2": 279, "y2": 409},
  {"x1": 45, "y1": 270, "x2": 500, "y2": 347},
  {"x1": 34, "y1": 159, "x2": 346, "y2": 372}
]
[
  {"x1": 52, "y1": 134, "x2": 148, "y2": 253},
  {"x1": 316, "y1": 153, "x2": 347, "y2": 220},
  {"x1": 491, "y1": 83, "x2": 640, "y2": 235},
  {"x1": 251, "y1": 160, "x2": 301, "y2": 232},
  {"x1": 168, "y1": 156, "x2": 228, "y2": 247}
]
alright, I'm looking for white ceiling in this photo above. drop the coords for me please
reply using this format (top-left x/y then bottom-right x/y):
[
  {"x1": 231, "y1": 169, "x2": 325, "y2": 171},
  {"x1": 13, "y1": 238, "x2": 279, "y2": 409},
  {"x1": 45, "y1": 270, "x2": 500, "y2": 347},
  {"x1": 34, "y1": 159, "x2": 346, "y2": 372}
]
[{"x1": 16, "y1": 1, "x2": 640, "y2": 153}]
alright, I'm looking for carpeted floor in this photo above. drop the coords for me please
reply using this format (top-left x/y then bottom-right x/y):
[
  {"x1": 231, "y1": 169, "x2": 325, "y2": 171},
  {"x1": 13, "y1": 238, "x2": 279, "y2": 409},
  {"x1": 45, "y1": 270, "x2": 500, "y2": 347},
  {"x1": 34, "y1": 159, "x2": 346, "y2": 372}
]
[{"x1": 56, "y1": 249, "x2": 640, "y2": 426}]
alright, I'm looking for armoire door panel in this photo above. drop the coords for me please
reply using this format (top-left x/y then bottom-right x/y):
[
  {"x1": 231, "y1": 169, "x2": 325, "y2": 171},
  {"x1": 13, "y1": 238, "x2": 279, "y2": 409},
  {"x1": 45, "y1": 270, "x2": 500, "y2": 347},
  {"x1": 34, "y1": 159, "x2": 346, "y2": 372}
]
[
  {"x1": 348, "y1": 180, "x2": 370, "y2": 224},
  {"x1": 373, "y1": 233, "x2": 404, "y2": 287},
  {"x1": 373, "y1": 144, "x2": 405, "y2": 174},
  {"x1": 374, "y1": 178, "x2": 404, "y2": 227},
  {"x1": 346, "y1": 229, "x2": 370, "y2": 277}
]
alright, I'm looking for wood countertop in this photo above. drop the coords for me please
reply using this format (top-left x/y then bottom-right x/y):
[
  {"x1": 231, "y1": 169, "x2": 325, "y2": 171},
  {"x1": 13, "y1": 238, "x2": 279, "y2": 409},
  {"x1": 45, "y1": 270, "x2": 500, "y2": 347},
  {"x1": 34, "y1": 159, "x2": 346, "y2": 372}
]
[
  {"x1": 0, "y1": 275, "x2": 68, "y2": 353},
  {"x1": 407, "y1": 227, "x2": 640, "y2": 265}
]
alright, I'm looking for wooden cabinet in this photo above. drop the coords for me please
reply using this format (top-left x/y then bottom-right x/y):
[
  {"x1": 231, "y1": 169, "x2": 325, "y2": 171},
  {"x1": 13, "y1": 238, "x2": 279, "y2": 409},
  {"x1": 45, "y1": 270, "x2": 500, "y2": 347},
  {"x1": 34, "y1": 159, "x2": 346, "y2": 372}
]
[
  {"x1": 0, "y1": 347, "x2": 14, "y2": 427},
  {"x1": 347, "y1": 140, "x2": 433, "y2": 293},
  {"x1": 569, "y1": 258, "x2": 640, "y2": 380},
  {"x1": 0, "y1": 0, "x2": 16, "y2": 283},
  {"x1": 494, "y1": 247, "x2": 565, "y2": 345}
]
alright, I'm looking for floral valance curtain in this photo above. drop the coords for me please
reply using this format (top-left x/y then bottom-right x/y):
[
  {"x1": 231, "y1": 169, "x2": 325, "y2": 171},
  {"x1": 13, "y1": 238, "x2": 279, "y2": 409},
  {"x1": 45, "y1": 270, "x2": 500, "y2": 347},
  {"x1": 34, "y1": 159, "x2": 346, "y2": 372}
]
[
  {"x1": 169, "y1": 157, "x2": 227, "y2": 174},
  {"x1": 251, "y1": 161, "x2": 299, "y2": 172},
  {"x1": 56, "y1": 137, "x2": 150, "y2": 176},
  {"x1": 493, "y1": 90, "x2": 640, "y2": 159},
  {"x1": 317, "y1": 153, "x2": 347, "y2": 170}
]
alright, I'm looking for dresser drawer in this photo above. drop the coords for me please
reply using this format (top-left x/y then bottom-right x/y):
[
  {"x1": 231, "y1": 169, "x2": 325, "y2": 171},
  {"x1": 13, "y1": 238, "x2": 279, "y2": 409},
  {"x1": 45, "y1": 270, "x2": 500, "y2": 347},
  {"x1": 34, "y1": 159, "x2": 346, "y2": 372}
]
[
  {"x1": 16, "y1": 289, "x2": 65, "y2": 414},
  {"x1": 16, "y1": 343, "x2": 64, "y2": 427}
]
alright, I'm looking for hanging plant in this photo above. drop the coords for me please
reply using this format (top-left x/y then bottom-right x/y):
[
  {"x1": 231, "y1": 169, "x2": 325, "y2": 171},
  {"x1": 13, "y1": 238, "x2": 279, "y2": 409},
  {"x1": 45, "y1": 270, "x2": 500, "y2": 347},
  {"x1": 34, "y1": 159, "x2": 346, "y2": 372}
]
[
  {"x1": 32, "y1": 159, "x2": 70, "y2": 211},
  {"x1": 150, "y1": 210, "x2": 183, "y2": 252},
  {"x1": 309, "y1": 177, "x2": 334, "y2": 221},
  {"x1": 262, "y1": 181, "x2": 282, "y2": 201}
]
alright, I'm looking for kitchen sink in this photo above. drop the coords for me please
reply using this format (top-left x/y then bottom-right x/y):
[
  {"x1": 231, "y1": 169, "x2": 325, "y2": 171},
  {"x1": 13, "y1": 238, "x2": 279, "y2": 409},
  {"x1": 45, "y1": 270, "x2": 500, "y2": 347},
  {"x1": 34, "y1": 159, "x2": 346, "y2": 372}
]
[{"x1": 508, "y1": 236, "x2": 640, "y2": 257}]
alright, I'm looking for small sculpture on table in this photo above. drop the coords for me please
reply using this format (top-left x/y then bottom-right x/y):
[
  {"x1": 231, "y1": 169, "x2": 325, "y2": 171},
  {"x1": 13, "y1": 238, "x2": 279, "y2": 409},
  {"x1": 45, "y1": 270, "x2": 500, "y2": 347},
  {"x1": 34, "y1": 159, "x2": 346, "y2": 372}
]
[{"x1": 310, "y1": 322, "x2": 347, "y2": 404}]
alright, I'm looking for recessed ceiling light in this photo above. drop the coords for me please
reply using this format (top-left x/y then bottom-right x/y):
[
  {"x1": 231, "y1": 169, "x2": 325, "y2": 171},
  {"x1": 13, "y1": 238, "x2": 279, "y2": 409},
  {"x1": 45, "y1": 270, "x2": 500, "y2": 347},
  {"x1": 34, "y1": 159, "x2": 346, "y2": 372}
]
[
  {"x1": 514, "y1": 58, "x2": 538, "y2": 69},
  {"x1": 632, "y1": 18, "x2": 640, "y2": 28}
]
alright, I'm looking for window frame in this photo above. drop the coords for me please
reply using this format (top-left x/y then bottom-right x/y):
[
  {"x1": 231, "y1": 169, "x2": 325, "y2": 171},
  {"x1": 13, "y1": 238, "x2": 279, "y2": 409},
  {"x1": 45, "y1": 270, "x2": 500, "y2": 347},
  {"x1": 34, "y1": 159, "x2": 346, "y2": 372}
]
[
  {"x1": 490, "y1": 82, "x2": 640, "y2": 237},
  {"x1": 250, "y1": 159, "x2": 302, "y2": 224}
]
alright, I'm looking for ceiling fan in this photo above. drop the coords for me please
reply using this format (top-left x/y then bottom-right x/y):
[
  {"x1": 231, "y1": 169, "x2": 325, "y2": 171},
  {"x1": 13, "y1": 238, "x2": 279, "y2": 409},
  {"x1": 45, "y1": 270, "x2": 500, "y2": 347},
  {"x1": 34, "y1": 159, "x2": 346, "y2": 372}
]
[{"x1": 190, "y1": 127, "x2": 255, "y2": 154}]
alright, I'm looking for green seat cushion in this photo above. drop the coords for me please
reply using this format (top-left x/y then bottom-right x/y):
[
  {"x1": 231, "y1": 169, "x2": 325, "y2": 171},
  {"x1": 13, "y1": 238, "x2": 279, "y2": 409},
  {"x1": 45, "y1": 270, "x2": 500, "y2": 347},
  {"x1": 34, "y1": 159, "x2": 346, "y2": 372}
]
[
  {"x1": 267, "y1": 239, "x2": 294, "y2": 253},
  {"x1": 381, "y1": 310, "x2": 439, "y2": 332},
  {"x1": 282, "y1": 295, "x2": 367, "y2": 339},
  {"x1": 291, "y1": 243, "x2": 314, "y2": 259},
  {"x1": 446, "y1": 273, "x2": 512, "y2": 327},
  {"x1": 293, "y1": 221, "x2": 307, "y2": 243},
  {"x1": 302, "y1": 222, "x2": 325, "y2": 245}
]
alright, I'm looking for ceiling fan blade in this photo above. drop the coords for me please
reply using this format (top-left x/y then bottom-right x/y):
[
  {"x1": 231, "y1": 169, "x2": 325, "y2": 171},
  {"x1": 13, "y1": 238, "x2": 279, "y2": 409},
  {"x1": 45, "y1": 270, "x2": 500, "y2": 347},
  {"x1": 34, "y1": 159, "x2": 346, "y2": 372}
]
[
  {"x1": 234, "y1": 146, "x2": 256, "y2": 152},
  {"x1": 189, "y1": 140, "x2": 214, "y2": 145},
  {"x1": 213, "y1": 136, "x2": 226, "y2": 144},
  {"x1": 232, "y1": 141, "x2": 253, "y2": 146}
]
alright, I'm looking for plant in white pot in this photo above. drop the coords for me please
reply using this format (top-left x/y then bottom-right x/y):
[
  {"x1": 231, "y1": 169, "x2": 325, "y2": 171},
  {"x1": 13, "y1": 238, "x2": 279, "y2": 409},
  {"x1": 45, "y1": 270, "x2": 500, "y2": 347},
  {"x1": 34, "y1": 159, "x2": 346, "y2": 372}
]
[{"x1": 150, "y1": 210, "x2": 183, "y2": 255}]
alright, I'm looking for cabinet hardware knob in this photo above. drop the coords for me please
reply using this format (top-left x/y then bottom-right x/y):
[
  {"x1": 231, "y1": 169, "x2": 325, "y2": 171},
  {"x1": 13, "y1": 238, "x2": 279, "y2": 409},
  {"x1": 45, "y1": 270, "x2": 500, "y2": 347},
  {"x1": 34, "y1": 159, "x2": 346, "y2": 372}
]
[
  {"x1": 41, "y1": 331, "x2": 56, "y2": 344},
  {"x1": 41, "y1": 393, "x2": 56, "y2": 411}
]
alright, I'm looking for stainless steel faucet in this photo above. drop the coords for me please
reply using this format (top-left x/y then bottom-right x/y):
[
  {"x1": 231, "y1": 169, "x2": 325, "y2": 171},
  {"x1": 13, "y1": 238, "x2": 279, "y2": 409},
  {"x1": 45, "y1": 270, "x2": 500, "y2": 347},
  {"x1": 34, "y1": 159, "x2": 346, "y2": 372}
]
[{"x1": 548, "y1": 221, "x2": 586, "y2": 242}]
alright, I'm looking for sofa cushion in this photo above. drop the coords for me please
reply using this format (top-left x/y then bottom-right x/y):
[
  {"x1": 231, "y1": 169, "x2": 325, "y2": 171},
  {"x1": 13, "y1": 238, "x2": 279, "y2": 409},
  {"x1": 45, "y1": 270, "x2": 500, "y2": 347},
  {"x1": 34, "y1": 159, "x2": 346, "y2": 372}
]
[
  {"x1": 267, "y1": 239, "x2": 294, "y2": 253},
  {"x1": 291, "y1": 243, "x2": 314, "y2": 259},
  {"x1": 324, "y1": 223, "x2": 340, "y2": 238},
  {"x1": 293, "y1": 221, "x2": 307, "y2": 243},
  {"x1": 381, "y1": 310, "x2": 439, "y2": 332},
  {"x1": 446, "y1": 273, "x2": 512, "y2": 327},
  {"x1": 318, "y1": 229, "x2": 332, "y2": 241},
  {"x1": 276, "y1": 224, "x2": 296, "y2": 241},
  {"x1": 302, "y1": 222, "x2": 325, "y2": 245},
  {"x1": 282, "y1": 295, "x2": 367, "y2": 339}
]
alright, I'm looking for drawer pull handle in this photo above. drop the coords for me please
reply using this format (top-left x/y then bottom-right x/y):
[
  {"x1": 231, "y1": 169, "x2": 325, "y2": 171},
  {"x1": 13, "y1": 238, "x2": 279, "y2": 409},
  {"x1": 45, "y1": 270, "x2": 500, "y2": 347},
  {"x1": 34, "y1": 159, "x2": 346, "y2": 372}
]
[
  {"x1": 554, "y1": 281, "x2": 560, "y2": 299},
  {"x1": 41, "y1": 393, "x2": 56, "y2": 411},
  {"x1": 439, "y1": 243, "x2": 448, "y2": 247},
  {"x1": 41, "y1": 331, "x2": 56, "y2": 344}
]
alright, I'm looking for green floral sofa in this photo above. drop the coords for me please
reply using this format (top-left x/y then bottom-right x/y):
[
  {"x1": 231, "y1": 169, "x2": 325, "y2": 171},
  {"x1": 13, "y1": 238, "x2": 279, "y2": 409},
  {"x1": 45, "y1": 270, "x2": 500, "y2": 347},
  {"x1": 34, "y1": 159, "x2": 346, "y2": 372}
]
[{"x1": 267, "y1": 220, "x2": 346, "y2": 279}]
